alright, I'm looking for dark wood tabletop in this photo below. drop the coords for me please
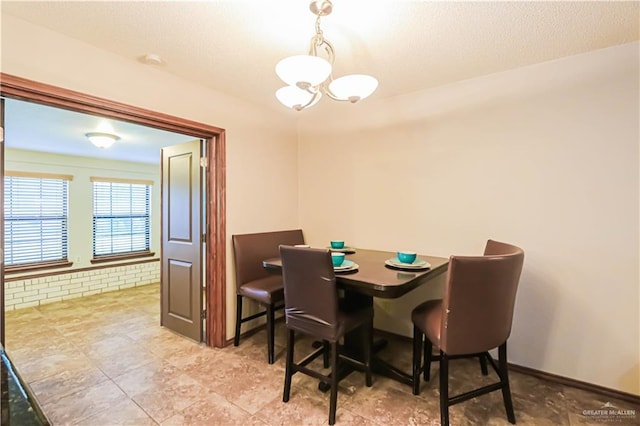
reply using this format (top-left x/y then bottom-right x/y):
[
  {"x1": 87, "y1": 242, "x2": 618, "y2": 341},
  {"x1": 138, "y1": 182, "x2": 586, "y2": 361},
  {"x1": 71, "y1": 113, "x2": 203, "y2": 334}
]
[
  {"x1": 263, "y1": 248, "x2": 449, "y2": 299},
  {"x1": 263, "y1": 247, "x2": 450, "y2": 388}
]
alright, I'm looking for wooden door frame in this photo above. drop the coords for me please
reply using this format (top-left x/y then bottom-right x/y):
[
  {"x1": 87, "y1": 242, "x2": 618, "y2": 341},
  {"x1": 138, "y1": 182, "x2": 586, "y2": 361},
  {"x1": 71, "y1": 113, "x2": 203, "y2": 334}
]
[{"x1": 0, "y1": 73, "x2": 226, "y2": 348}]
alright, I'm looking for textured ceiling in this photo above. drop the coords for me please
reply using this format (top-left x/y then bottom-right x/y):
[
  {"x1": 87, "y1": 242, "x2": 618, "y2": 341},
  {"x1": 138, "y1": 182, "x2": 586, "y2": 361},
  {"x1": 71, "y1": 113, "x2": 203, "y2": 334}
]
[
  {"x1": 1, "y1": 1, "x2": 638, "y2": 162},
  {"x1": 3, "y1": 0, "x2": 639, "y2": 111}
]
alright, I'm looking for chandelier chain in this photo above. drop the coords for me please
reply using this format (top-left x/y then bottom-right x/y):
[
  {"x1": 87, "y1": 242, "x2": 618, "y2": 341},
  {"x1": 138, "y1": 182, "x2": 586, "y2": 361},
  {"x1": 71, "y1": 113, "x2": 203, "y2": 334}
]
[
  {"x1": 315, "y1": 15, "x2": 323, "y2": 40},
  {"x1": 309, "y1": 15, "x2": 335, "y2": 67}
]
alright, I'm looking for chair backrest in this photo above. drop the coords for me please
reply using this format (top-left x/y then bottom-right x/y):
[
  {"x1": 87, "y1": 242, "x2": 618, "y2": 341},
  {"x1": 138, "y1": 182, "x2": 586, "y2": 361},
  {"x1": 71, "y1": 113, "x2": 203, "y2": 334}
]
[
  {"x1": 440, "y1": 239, "x2": 524, "y2": 355},
  {"x1": 279, "y1": 245, "x2": 340, "y2": 340},
  {"x1": 232, "y1": 229, "x2": 305, "y2": 290}
]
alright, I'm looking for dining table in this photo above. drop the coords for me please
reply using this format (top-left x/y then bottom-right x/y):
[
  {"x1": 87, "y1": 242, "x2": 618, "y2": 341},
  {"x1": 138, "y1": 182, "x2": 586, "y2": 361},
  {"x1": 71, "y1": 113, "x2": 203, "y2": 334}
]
[{"x1": 263, "y1": 247, "x2": 449, "y2": 389}]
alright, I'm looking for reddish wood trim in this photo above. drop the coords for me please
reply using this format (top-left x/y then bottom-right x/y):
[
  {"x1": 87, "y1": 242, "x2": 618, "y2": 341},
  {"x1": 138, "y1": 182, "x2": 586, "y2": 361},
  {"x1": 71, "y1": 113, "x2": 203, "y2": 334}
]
[
  {"x1": 0, "y1": 74, "x2": 224, "y2": 136},
  {"x1": 206, "y1": 131, "x2": 227, "y2": 347},
  {"x1": 1, "y1": 97, "x2": 5, "y2": 345},
  {"x1": 508, "y1": 364, "x2": 640, "y2": 406},
  {"x1": 224, "y1": 325, "x2": 266, "y2": 347},
  {"x1": 5, "y1": 258, "x2": 159, "y2": 282},
  {"x1": 0, "y1": 73, "x2": 227, "y2": 348},
  {"x1": 4, "y1": 260, "x2": 73, "y2": 274},
  {"x1": 223, "y1": 316, "x2": 285, "y2": 347},
  {"x1": 90, "y1": 251, "x2": 155, "y2": 264}
]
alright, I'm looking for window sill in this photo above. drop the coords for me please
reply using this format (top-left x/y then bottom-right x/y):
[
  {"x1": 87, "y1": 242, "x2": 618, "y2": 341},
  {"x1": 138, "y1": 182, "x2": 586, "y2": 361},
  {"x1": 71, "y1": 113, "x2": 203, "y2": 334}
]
[
  {"x1": 90, "y1": 251, "x2": 155, "y2": 264},
  {"x1": 4, "y1": 260, "x2": 74, "y2": 275}
]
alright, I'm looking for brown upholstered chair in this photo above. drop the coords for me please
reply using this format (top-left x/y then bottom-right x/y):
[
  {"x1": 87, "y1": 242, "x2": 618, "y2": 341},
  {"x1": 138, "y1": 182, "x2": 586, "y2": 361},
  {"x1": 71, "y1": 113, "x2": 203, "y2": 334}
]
[
  {"x1": 280, "y1": 245, "x2": 373, "y2": 426},
  {"x1": 411, "y1": 239, "x2": 524, "y2": 426},
  {"x1": 232, "y1": 229, "x2": 305, "y2": 364}
]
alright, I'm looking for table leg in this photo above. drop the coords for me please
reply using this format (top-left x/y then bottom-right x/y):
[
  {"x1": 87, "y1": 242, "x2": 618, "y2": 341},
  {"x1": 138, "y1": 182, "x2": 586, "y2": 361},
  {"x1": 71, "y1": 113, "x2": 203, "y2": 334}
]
[
  {"x1": 371, "y1": 357, "x2": 413, "y2": 386},
  {"x1": 318, "y1": 291, "x2": 414, "y2": 391}
]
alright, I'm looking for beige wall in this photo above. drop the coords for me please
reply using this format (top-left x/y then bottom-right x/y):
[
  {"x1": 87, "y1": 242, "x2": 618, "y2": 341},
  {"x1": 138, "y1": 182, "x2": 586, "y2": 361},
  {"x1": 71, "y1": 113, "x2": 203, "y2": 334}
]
[
  {"x1": 298, "y1": 42, "x2": 639, "y2": 395},
  {"x1": 2, "y1": 12, "x2": 638, "y2": 396},
  {"x1": 1, "y1": 15, "x2": 301, "y2": 341}
]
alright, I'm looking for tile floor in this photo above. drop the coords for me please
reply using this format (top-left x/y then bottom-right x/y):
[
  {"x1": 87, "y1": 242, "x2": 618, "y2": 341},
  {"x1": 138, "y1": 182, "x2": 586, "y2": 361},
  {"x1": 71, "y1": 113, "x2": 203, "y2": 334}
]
[{"x1": 4, "y1": 283, "x2": 638, "y2": 425}]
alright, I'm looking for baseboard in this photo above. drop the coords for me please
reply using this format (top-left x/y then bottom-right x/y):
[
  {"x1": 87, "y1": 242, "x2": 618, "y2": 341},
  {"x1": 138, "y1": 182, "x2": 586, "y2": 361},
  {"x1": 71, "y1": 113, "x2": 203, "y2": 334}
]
[
  {"x1": 224, "y1": 315, "x2": 285, "y2": 347},
  {"x1": 373, "y1": 328, "x2": 640, "y2": 406},
  {"x1": 508, "y1": 364, "x2": 640, "y2": 406}
]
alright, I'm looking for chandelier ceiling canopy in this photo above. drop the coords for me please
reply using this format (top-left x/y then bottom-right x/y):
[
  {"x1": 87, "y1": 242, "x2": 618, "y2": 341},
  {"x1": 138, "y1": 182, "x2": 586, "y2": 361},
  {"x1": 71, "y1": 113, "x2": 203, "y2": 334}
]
[{"x1": 275, "y1": 0, "x2": 378, "y2": 111}]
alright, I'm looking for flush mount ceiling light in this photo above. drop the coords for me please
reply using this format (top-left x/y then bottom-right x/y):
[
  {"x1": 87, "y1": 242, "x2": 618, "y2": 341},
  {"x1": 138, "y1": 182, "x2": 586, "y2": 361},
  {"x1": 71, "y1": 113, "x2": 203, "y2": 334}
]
[
  {"x1": 85, "y1": 132, "x2": 120, "y2": 149},
  {"x1": 275, "y1": 0, "x2": 378, "y2": 111}
]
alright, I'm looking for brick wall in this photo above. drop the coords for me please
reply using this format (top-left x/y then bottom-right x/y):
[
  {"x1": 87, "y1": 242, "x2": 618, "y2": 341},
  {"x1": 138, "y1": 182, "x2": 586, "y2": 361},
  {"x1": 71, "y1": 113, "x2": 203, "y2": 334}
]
[{"x1": 4, "y1": 261, "x2": 160, "y2": 311}]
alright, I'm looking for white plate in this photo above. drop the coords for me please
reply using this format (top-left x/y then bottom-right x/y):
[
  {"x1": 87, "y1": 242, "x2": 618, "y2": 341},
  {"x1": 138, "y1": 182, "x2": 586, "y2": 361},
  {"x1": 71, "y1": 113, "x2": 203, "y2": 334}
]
[
  {"x1": 334, "y1": 260, "x2": 358, "y2": 271},
  {"x1": 328, "y1": 246, "x2": 356, "y2": 254},
  {"x1": 385, "y1": 258, "x2": 431, "y2": 270}
]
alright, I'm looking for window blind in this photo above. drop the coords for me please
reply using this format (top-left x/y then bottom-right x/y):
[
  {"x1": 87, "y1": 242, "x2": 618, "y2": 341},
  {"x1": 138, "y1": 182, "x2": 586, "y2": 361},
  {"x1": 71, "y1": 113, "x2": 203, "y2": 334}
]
[
  {"x1": 92, "y1": 181, "x2": 151, "y2": 257},
  {"x1": 4, "y1": 175, "x2": 69, "y2": 266}
]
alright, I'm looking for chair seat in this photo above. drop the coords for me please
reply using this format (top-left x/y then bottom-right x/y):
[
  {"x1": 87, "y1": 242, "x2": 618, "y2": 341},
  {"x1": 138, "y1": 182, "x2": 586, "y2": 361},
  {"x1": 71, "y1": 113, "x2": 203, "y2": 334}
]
[
  {"x1": 411, "y1": 299, "x2": 443, "y2": 348},
  {"x1": 286, "y1": 304, "x2": 373, "y2": 343},
  {"x1": 238, "y1": 275, "x2": 284, "y2": 305}
]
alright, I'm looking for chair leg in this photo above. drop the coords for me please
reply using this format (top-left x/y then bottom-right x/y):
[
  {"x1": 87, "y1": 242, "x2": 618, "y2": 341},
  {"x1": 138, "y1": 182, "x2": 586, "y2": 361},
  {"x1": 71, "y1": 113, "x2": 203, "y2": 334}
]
[
  {"x1": 234, "y1": 295, "x2": 243, "y2": 346},
  {"x1": 439, "y1": 351, "x2": 449, "y2": 426},
  {"x1": 322, "y1": 341, "x2": 330, "y2": 368},
  {"x1": 266, "y1": 304, "x2": 275, "y2": 364},
  {"x1": 499, "y1": 343, "x2": 516, "y2": 424},
  {"x1": 329, "y1": 342, "x2": 339, "y2": 425},
  {"x1": 412, "y1": 324, "x2": 422, "y2": 395},
  {"x1": 479, "y1": 352, "x2": 489, "y2": 376},
  {"x1": 423, "y1": 338, "x2": 433, "y2": 382},
  {"x1": 283, "y1": 329, "x2": 295, "y2": 403},
  {"x1": 363, "y1": 321, "x2": 373, "y2": 387}
]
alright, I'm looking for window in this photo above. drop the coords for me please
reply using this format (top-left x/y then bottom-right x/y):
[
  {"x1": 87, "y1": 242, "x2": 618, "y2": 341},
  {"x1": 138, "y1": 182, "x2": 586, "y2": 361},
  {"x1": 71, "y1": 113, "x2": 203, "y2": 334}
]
[
  {"x1": 4, "y1": 172, "x2": 72, "y2": 269},
  {"x1": 92, "y1": 178, "x2": 152, "y2": 259}
]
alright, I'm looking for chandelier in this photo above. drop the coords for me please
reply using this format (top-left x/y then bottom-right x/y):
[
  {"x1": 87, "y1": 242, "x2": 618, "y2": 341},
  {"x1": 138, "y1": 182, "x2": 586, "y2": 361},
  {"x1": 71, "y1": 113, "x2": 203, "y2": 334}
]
[{"x1": 275, "y1": 0, "x2": 378, "y2": 111}]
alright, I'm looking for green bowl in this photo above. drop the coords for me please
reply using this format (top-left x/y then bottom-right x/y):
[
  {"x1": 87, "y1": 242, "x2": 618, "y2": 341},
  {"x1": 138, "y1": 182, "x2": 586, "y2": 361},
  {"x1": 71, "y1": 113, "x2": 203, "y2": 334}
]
[
  {"x1": 397, "y1": 251, "x2": 417, "y2": 264},
  {"x1": 330, "y1": 240, "x2": 345, "y2": 249},
  {"x1": 331, "y1": 252, "x2": 345, "y2": 266}
]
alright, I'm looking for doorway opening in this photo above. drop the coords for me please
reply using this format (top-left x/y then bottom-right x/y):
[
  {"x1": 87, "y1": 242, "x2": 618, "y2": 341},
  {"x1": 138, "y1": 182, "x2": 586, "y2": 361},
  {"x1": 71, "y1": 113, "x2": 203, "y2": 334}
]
[{"x1": 0, "y1": 73, "x2": 226, "y2": 348}]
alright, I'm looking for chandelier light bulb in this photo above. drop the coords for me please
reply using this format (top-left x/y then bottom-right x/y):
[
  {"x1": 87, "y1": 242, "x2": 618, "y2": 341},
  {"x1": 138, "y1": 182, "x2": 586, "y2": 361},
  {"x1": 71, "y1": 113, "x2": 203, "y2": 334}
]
[
  {"x1": 328, "y1": 74, "x2": 379, "y2": 103},
  {"x1": 274, "y1": 0, "x2": 377, "y2": 111},
  {"x1": 276, "y1": 55, "x2": 332, "y2": 88},
  {"x1": 276, "y1": 86, "x2": 322, "y2": 111}
]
